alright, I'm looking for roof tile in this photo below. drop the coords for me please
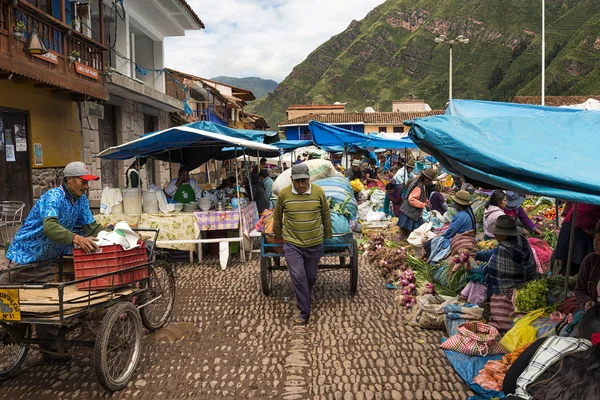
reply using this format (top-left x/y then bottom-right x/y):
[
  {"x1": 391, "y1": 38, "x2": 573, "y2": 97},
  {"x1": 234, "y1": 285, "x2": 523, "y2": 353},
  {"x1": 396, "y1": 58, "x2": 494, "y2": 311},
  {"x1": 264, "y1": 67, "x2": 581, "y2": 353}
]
[
  {"x1": 286, "y1": 104, "x2": 346, "y2": 110},
  {"x1": 278, "y1": 110, "x2": 444, "y2": 126},
  {"x1": 513, "y1": 95, "x2": 600, "y2": 107}
]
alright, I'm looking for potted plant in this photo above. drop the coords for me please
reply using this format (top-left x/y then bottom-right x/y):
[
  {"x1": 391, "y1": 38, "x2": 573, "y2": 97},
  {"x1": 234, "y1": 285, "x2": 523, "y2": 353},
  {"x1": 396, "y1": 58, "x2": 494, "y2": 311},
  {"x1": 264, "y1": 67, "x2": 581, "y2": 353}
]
[
  {"x1": 12, "y1": 21, "x2": 26, "y2": 39},
  {"x1": 67, "y1": 50, "x2": 80, "y2": 64},
  {"x1": 67, "y1": 18, "x2": 79, "y2": 36}
]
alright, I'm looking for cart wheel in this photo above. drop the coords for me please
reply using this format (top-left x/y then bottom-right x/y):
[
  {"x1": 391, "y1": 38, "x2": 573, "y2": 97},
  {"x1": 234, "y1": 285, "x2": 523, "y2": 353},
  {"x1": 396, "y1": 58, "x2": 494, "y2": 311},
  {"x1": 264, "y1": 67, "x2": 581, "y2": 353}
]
[
  {"x1": 0, "y1": 323, "x2": 31, "y2": 381},
  {"x1": 260, "y1": 257, "x2": 273, "y2": 296},
  {"x1": 94, "y1": 302, "x2": 143, "y2": 392},
  {"x1": 350, "y1": 238, "x2": 359, "y2": 295},
  {"x1": 139, "y1": 260, "x2": 176, "y2": 331}
]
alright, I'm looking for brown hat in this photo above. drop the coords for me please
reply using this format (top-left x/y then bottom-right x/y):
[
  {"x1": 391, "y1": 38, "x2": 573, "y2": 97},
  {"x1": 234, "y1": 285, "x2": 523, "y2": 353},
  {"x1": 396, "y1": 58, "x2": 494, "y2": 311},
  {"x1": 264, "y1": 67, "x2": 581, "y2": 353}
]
[
  {"x1": 586, "y1": 220, "x2": 600, "y2": 234},
  {"x1": 491, "y1": 215, "x2": 524, "y2": 237},
  {"x1": 450, "y1": 190, "x2": 473, "y2": 206},
  {"x1": 422, "y1": 169, "x2": 436, "y2": 181}
]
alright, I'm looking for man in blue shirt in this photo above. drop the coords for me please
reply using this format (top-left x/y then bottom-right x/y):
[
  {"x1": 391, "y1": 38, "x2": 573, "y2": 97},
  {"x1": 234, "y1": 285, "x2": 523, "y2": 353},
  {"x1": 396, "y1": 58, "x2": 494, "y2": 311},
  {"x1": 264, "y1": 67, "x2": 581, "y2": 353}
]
[
  {"x1": 0, "y1": 161, "x2": 103, "y2": 360},
  {"x1": 259, "y1": 169, "x2": 274, "y2": 207}
]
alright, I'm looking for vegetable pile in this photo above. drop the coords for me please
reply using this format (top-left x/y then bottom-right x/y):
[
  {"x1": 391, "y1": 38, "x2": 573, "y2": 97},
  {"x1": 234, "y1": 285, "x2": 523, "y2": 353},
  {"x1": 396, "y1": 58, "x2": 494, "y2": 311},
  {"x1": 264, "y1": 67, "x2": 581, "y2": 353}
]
[
  {"x1": 515, "y1": 280, "x2": 548, "y2": 312},
  {"x1": 473, "y1": 343, "x2": 530, "y2": 391}
]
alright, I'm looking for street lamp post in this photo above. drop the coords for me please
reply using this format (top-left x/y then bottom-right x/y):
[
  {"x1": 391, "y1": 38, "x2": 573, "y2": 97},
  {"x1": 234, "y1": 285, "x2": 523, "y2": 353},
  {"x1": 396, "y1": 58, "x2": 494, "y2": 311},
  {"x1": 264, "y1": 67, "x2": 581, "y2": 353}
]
[{"x1": 435, "y1": 34, "x2": 469, "y2": 100}]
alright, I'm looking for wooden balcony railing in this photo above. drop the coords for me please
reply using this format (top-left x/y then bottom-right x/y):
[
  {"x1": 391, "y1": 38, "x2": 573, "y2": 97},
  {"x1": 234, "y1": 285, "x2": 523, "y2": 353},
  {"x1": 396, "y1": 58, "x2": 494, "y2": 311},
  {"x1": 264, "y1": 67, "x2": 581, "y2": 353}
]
[{"x1": 0, "y1": 0, "x2": 108, "y2": 100}]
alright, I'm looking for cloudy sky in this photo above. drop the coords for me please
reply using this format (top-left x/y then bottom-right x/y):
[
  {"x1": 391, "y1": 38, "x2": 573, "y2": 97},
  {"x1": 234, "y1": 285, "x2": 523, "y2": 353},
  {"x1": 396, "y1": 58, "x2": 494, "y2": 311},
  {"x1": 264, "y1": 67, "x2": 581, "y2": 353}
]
[{"x1": 165, "y1": 0, "x2": 386, "y2": 82}]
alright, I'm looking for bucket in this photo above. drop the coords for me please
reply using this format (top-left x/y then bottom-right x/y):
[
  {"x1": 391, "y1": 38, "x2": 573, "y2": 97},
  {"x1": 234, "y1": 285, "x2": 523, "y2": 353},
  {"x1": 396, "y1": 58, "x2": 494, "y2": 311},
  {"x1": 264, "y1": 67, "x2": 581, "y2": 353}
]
[
  {"x1": 122, "y1": 188, "x2": 142, "y2": 214},
  {"x1": 142, "y1": 191, "x2": 159, "y2": 213}
]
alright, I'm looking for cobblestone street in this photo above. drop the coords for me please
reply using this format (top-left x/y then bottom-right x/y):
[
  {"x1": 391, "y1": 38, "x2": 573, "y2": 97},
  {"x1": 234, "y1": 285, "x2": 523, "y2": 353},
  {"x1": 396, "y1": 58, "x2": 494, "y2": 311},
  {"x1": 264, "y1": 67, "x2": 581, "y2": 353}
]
[{"x1": 1, "y1": 255, "x2": 472, "y2": 399}]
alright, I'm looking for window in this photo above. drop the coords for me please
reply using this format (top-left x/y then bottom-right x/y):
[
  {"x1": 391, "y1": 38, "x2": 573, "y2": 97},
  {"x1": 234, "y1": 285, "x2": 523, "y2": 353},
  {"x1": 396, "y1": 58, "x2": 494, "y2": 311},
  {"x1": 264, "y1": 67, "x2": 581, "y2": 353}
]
[
  {"x1": 393, "y1": 126, "x2": 404, "y2": 133},
  {"x1": 378, "y1": 127, "x2": 387, "y2": 133},
  {"x1": 300, "y1": 129, "x2": 312, "y2": 141}
]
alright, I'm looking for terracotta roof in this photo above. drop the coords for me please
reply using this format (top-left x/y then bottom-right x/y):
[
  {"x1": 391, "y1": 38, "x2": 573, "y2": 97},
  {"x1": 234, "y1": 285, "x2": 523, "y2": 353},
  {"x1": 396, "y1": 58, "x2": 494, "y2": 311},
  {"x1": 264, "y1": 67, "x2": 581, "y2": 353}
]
[
  {"x1": 513, "y1": 96, "x2": 600, "y2": 107},
  {"x1": 178, "y1": 0, "x2": 205, "y2": 29},
  {"x1": 286, "y1": 104, "x2": 346, "y2": 110},
  {"x1": 278, "y1": 110, "x2": 444, "y2": 126}
]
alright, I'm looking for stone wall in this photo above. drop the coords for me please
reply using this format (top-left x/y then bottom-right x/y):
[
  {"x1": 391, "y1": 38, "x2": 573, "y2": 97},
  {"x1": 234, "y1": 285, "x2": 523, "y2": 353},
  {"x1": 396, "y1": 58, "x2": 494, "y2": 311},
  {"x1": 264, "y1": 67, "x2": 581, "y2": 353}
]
[
  {"x1": 80, "y1": 100, "x2": 175, "y2": 202},
  {"x1": 31, "y1": 167, "x2": 63, "y2": 201}
]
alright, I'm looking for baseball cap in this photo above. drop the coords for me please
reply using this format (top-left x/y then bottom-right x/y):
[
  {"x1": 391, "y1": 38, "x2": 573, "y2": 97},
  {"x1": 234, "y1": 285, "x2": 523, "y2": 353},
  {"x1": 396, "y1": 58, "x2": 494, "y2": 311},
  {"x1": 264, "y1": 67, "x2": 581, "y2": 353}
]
[
  {"x1": 64, "y1": 161, "x2": 99, "y2": 181},
  {"x1": 352, "y1": 160, "x2": 361, "y2": 167},
  {"x1": 291, "y1": 163, "x2": 310, "y2": 180}
]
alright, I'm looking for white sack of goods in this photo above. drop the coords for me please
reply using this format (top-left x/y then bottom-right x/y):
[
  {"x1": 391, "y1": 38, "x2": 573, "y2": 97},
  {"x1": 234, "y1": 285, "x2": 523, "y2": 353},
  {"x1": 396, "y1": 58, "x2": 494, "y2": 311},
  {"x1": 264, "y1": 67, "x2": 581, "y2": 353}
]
[{"x1": 272, "y1": 159, "x2": 338, "y2": 195}]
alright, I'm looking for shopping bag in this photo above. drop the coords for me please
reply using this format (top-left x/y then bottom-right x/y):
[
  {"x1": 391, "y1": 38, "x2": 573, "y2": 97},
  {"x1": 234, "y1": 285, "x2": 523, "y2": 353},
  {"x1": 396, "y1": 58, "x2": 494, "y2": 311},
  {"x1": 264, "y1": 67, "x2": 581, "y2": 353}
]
[
  {"x1": 444, "y1": 303, "x2": 484, "y2": 337},
  {"x1": 499, "y1": 309, "x2": 545, "y2": 352},
  {"x1": 441, "y1": 321, "x2": 506, "y2": 357}
]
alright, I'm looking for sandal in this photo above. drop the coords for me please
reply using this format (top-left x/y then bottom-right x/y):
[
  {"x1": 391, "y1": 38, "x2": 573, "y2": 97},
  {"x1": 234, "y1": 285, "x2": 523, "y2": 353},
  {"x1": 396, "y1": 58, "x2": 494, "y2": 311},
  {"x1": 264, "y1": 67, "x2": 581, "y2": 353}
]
[{"x1": 293, "y1": 317, "x2": 309, "y2": 326}]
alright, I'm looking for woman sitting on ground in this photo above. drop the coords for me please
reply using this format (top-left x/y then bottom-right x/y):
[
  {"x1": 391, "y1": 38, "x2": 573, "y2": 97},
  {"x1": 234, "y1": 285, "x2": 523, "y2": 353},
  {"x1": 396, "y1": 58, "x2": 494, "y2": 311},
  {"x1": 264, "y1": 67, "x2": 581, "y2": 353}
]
[
  {"x1": 504, "y1": 191, "x2": 543, "y2": 236},
  {"x1": 503, "y1": 304, "x2": 600, "y2": 400},
  {"x1": 423, "y1": 190, "x2": 476, "y2": 262},
  {"x1": 474, "y1": 216, "x2": 537, "y2": 294},
  {"x1": 483, "y1": 189, "x2": 507, "y2": 239},
  {"x1": 398, "y1": 169, "x2": 435, "y2": 237},
  {"x1": 574, "y1": 221, "x2": 600, "y2": 311}
]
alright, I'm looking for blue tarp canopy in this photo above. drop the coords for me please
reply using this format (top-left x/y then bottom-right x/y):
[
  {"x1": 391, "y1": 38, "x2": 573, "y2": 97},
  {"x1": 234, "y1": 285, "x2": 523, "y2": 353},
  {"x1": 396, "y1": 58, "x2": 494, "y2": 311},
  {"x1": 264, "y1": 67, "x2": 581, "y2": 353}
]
[
  {"x1": 308, "y1": 121, "x2": 418, "y2": 152},
  {"x1": 141, "y1": 121, "x2": 279, "y2": 143},
  {"x1": 407, "y1": 100, "x2": 600, "y2": 205},
  {"x1": 96, "y1": 125, "x2": 279, "y2": 170},
  {"x1": 216, "y1": 140, "x2": 314, "y2": 159}
]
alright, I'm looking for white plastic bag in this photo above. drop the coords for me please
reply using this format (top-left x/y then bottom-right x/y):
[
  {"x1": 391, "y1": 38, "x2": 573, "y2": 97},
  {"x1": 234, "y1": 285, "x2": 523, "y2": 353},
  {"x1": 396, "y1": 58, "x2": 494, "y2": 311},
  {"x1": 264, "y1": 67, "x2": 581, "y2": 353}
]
[
  {"x1": 366, "y1": 209, "x2": 386, "y2": 221},
  {"x1": 272, "y1": 159, "x2": 336, "y2": 195},
  {"x1": 407, "y1": 222, "x2": 435, "y2": 247}
]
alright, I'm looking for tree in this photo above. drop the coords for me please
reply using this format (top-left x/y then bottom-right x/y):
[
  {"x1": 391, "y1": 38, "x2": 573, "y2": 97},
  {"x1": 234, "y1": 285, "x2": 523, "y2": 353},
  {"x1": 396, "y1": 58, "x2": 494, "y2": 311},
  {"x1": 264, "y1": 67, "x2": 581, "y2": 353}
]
[{"x1": 488, "y1": 65, "x2": 505, "y2": 89}]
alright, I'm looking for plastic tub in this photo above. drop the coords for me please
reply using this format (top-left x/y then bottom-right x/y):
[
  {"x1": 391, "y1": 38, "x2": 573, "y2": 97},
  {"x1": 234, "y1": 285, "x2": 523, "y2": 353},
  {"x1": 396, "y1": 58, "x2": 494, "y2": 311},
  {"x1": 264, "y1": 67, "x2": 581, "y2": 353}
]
[
  {"x1": 122, "y1": 188, "x2": 142, "y2": 214},
  {"x1": 142, "y1": 191, "x2": 158, "y2": 213}
]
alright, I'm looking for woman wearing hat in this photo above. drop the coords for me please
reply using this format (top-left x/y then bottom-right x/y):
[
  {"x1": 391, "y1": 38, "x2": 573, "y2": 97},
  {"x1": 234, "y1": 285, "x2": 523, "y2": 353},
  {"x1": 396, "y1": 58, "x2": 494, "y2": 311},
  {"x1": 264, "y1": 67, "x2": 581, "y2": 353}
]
[
  {"x1": 398, "y1": 168, "x2": 436, "y2": 237},
  {"x1": 574, "y1": 221, "x2": 600, "y2": 311},
  {"x1": 393, "y1": 159, "x2": 416, "y2": 186},
  {"x1": 504, "y1": 191, "x2": 542, "y2": 236},
  {"x1": 364, "y1": 158, "x2": 383, "y2": 189},
  {"x1": 471, "y1": 215, "x2": 537, "y2": 330}
]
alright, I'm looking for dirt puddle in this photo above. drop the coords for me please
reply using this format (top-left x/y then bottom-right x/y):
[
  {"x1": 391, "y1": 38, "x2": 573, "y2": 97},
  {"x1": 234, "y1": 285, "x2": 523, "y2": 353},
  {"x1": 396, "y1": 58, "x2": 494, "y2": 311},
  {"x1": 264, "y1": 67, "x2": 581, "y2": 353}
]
[{"x1": 146, "y1": 322, "x2": 199, "y2": 344}]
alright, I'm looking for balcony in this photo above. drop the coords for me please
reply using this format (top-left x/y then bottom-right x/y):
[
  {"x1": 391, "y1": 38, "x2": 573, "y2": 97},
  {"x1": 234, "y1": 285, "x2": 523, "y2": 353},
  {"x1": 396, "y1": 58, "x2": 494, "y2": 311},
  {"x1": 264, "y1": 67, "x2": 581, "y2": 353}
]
[
  {"x1": 0, "y1": 0, "x2": 108, "y2": 100},
  {"x1": 193, "y1": 109, "x2": 227, "y2": 126}
]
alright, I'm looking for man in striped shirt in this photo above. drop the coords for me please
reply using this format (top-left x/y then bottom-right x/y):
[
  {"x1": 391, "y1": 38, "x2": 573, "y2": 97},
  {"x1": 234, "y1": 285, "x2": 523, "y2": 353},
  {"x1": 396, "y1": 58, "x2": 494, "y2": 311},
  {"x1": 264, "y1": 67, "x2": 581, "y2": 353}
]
[{"x1": 273, "y1": 163, "x2": 333, "y2": 325}]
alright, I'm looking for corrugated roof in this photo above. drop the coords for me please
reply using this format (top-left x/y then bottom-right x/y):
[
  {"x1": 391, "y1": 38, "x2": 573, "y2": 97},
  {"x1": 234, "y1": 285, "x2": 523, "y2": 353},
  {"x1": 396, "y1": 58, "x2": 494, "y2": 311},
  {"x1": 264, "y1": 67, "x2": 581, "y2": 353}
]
[
  {"x1": 278, "y1": 110, "x2": 444, "y2": 126},
  {"x1": 178, "y1": 0, "x2": 205, "y2": 29},
  {"x1": 513, "y1": 96, "x2": 600, "y2": 107},
  {"x1": 286, "y1": 104, "x2": 346, "y2": 110}
]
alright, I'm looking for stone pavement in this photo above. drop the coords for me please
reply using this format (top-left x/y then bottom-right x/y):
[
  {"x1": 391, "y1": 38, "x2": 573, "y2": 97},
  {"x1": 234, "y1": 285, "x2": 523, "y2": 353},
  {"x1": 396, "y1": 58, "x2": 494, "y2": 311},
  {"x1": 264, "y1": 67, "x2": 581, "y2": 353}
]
[{"x1": 0, "y1": 255, "x2": 473, "y2": 399}]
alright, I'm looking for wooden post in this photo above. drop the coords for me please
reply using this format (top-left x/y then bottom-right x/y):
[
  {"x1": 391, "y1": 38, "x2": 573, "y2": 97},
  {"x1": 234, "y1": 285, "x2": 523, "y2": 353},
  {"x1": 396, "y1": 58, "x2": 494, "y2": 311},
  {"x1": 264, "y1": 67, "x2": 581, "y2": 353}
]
[
  {"x1": 564, "y1": 202, "x2": 578, "y2": 298},
  {"x1": 60, "y1": 0, "x2": 65, "y2": 23}
]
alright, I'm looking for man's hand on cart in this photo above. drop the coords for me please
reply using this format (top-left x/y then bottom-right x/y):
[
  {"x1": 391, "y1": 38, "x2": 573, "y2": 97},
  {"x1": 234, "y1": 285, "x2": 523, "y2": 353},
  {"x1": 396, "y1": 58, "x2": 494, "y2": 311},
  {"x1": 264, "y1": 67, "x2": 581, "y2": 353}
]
[{"x1": 73, "y1": 235, "x2": 99, "y2": 253}]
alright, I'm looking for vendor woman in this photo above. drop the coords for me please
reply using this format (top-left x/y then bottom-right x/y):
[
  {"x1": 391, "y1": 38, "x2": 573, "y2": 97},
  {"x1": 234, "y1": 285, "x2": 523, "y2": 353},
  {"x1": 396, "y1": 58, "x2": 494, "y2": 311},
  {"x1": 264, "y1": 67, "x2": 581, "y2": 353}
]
[
  {"x1": 504, "y1": 191, "x2": 543, "y2": 236},
  {"x1": 574, "y1": 221, "x2": 600, "y2": 311},
  {"x1": 383, "y1": 182, "x2": 403, "y2": 218},
  {"x1": 398, "y1": 169, "x2": 436, "y2": 237}
]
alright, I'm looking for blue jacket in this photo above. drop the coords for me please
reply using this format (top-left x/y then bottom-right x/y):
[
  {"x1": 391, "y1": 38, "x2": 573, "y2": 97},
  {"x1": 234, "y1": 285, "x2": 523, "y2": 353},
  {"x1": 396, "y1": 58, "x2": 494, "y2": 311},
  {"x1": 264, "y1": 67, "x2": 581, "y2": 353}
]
[{"x1": 441, "y1": 208, "x2": 476, "y2": 241}]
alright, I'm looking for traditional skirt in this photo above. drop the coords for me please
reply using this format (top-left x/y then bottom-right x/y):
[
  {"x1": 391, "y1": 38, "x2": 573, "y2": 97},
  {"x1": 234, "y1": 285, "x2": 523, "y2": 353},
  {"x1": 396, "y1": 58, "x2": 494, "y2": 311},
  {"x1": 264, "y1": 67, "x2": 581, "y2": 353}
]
[{"x1": 399, "y1": 213, "x2": 422, "y2": 232}]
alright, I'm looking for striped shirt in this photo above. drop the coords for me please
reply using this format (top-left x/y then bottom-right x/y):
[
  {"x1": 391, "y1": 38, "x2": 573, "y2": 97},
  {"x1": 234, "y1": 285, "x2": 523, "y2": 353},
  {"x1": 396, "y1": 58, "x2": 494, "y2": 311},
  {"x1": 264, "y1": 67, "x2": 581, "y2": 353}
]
[{"x1": 273, "y1": 184, "x2": 333, "y2": 248}]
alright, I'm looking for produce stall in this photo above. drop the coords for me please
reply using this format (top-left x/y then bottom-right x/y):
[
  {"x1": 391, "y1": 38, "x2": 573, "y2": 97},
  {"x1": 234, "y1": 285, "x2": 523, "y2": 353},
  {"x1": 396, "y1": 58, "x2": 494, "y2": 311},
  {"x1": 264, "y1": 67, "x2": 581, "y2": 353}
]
[{"x1": 96, "y1": 123, "x2": 279, "y2": 268}]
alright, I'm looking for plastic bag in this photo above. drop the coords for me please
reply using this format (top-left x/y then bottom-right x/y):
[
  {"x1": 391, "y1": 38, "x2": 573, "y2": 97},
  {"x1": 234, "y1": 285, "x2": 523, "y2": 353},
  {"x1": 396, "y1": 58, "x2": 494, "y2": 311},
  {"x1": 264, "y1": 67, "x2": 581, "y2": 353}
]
[
  {"x1": 499, "y1": 308, "x2": 545, "y2": 352},
  {"x1": 409, "y1": 295, "x2": 458, "y2": 329}
]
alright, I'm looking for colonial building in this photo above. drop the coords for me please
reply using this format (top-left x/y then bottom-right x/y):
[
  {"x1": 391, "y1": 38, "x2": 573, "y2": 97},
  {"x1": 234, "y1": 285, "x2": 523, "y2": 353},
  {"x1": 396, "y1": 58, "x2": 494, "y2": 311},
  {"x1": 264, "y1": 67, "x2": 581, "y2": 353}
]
[
  {"x1": 279, "y1": 110, "x2": 444, "y2": 140},
  {"x1": 0, "y1": 0, "x2": 204, "y2": 211}
]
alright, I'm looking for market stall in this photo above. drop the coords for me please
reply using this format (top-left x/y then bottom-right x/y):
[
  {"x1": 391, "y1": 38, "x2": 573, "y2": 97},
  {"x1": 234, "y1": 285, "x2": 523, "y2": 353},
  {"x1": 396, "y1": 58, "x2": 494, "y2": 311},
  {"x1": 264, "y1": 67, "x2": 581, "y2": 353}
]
[
  {"x1": 399, "y1": 99, "x2": 600, "y2": 399},
  {"x1": 96, "y1": 124, "x2": 279, "y2": 268}
]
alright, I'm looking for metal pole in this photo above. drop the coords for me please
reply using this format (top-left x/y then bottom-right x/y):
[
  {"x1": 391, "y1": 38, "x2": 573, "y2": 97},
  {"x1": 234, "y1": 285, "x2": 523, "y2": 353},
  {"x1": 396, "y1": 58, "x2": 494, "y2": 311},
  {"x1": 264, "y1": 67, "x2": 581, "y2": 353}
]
[
  {"x1": 555, "y1": 200, "x2": 559, "y2": 227},
  {"x1": 564, "y1": 202, "x2": 578, "y2": 297},
  {"x1": 233, "y1": 148, "x2": 246, "y2": 263},
  {"x1": 449, "y1": 45, "x2": 453, "y2": 100},
  {"x1": 243, "y1": 149, "x2": 254, "y2": 201},
  {"x1": 542, "y1": 0, "x2": 545, "y2": 106}
]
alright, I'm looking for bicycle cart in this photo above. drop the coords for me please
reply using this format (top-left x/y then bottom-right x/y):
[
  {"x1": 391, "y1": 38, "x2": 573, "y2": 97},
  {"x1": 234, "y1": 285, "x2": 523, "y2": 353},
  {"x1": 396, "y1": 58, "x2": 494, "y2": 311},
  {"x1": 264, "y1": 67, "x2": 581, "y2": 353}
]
[
  {"x1": 0, "y1": 228, "x2": 176, "y2": 392},
  {"x1": 259, "y1": 233, "x2": 358, "y2": 296}
]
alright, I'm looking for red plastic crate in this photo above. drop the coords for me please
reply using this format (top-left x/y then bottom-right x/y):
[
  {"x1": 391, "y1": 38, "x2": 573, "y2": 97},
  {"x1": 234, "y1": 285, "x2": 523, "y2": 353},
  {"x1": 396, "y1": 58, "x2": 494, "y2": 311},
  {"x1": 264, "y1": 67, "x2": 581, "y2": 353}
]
[{"x1": 74, "y1": 242, "x2": 149, "y2": 290}]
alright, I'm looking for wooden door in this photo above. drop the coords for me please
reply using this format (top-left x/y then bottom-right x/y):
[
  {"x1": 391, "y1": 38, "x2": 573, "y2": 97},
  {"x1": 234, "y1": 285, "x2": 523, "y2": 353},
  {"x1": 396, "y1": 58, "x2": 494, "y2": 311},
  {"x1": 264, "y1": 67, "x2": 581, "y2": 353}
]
[
  {"x1": 0, "y1": 110, "x2": 33, "y2": 213},
  {"x1": 99, "y1": 105, "x2": 118, "y2": 188}
]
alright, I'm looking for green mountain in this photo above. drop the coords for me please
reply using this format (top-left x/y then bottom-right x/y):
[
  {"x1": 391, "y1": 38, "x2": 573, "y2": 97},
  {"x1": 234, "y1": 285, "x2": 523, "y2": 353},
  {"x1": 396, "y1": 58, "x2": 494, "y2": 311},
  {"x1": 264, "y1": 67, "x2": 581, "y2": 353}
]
[
  {"x1": 210, "y1": 76, "x2": 278, "y2": 99},
  {"x1": 247, "y1": 0, "x2": 600, "y2": 129}
]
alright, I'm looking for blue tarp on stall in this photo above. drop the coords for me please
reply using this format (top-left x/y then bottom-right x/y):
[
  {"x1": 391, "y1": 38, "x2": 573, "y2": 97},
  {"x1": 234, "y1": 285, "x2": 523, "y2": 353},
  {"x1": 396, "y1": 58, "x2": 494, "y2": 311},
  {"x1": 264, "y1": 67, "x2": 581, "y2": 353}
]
[
  {"x1": 308, "y1": 121, "x2": 418, "y2": 152},
  {"x1": 407, "y1": 100, "x2": 600, "y2": 205},
  {"x1": 217, "y1": 140, "x2": 314, "y2": 159},
  {"x1": 445, "y1": 99, "x2": 584, "y2": 118}
]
